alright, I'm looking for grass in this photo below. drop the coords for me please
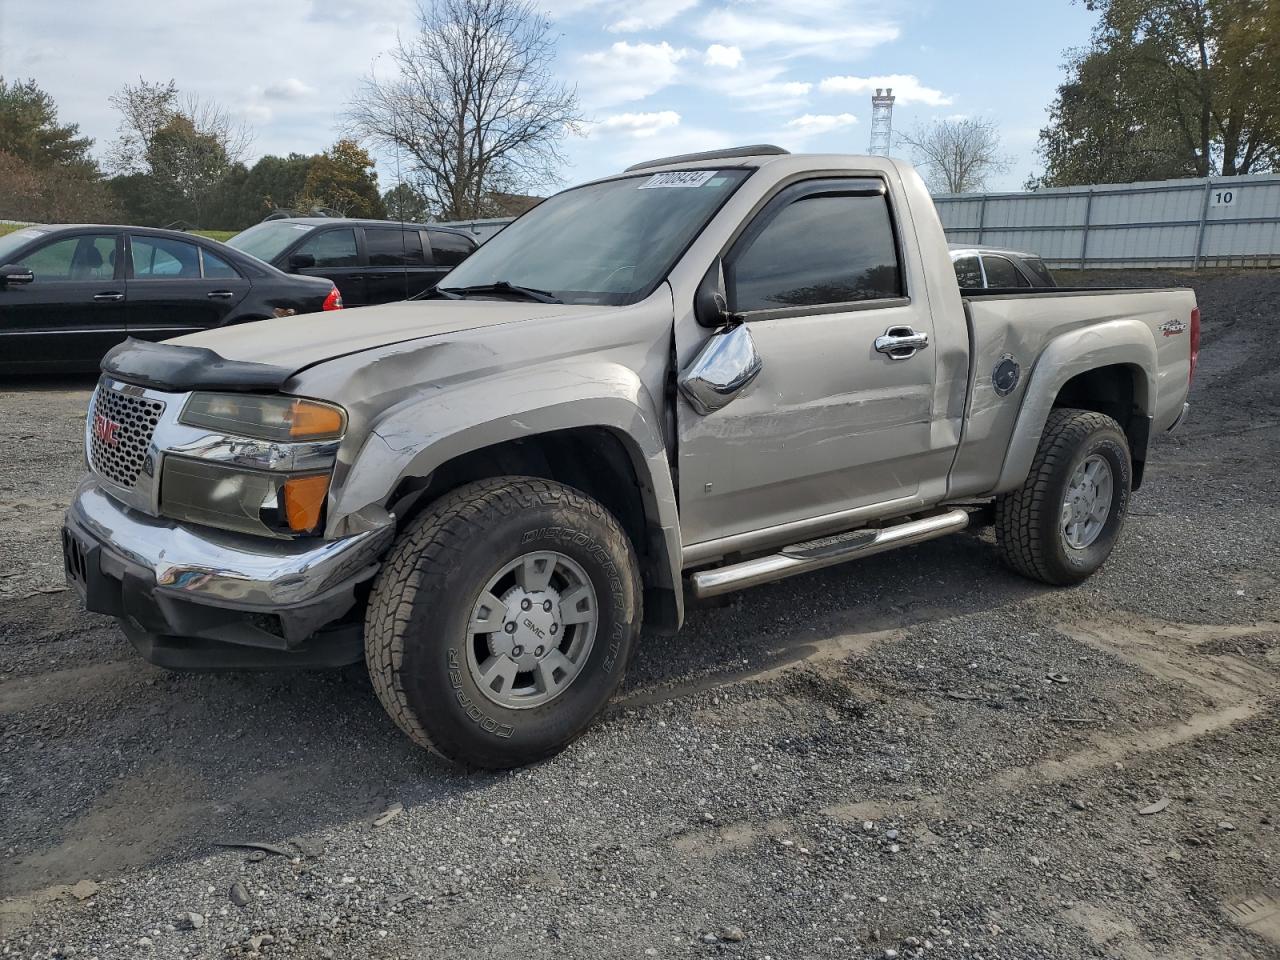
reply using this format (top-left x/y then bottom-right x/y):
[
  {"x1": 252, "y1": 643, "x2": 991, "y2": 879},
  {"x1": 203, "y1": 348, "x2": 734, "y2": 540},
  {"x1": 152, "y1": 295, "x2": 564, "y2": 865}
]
[{"x1": 0, "y1": 222, "x2": 237, "y2": 242}]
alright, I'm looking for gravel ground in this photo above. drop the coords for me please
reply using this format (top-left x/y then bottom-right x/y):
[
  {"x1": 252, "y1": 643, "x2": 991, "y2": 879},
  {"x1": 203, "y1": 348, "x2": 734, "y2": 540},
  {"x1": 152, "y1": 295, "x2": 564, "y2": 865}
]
[{"x1": 1, "y1": 270, "x2": 1278, "y2": 960}]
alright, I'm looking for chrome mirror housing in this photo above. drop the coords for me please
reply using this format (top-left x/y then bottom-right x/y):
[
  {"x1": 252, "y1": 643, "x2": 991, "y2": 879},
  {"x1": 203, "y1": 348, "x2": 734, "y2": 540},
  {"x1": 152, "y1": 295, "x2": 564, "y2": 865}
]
[{"x1": 678, "y1": 323, "x2": 763, "y2": 415}]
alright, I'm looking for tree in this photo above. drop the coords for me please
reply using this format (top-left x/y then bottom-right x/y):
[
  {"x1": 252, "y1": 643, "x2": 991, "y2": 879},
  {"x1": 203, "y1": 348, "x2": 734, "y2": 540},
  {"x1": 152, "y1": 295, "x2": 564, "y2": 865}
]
[
  {"x1": 147, "y1": 116, "x2": 232, "y2": 225},
  {"x1": 1032, "y1": 43, "x2": 1197, "y2": 187},
  {"x1": 107, "y1": 78, "x2": 252, "y2": 175},
  {"x1": 346, "y1": 0, "x2": 582, "y2": 220},
  {"x1": 898, "y1": 118, "x2": 1011, "y2": 194},
  {"x1": 238, "y1": 153, "x2": 316, "y2": 222},
  {"x1": 0, "y1": 77, "x2": 115, "y2": 223},
  {"x1": 295, "y1": 139, "x2": 386, "y2": 217},
  {"x1": 0, "y1": 77, "x2": 94, "y2": 169},
  {"x1": 1036, "y1": 0, "x2": 1280, "y2": 185},
  {"x1": 105, "y1": 78, "x2": 251, "y2": 227},
  {"x1": 0, "y1": 152, "x2": 117, "y2": 222},
  {"x1": 383, "y1": 182, "x2": 431, "y2": 221}
]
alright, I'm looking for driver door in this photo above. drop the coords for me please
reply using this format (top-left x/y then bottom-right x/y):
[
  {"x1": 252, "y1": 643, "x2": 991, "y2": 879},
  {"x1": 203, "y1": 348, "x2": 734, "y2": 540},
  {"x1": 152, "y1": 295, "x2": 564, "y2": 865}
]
[{"x1": 676, "y1": 178, "x2": 955, "y2": 548}]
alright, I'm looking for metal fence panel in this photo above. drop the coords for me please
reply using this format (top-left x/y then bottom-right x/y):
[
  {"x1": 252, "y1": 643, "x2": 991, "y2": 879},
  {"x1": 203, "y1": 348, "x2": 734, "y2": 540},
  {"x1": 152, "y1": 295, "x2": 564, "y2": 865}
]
[{"x1": 934, "y1": 173, "x2": 1280, "y2": 269}]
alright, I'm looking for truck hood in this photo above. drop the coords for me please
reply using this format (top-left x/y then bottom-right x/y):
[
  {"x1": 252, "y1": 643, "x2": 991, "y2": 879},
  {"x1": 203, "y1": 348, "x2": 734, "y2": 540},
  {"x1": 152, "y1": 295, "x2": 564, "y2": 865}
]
[{"x1": 172, "y1": 299, "x2": 585, "y2": 372}]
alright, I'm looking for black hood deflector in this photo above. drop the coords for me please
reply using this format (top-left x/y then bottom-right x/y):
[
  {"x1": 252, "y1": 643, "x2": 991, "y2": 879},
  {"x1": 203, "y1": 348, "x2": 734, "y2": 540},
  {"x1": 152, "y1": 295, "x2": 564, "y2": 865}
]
[{"x1": 101, "y1": 338, "x2": 293, "y2": 393}]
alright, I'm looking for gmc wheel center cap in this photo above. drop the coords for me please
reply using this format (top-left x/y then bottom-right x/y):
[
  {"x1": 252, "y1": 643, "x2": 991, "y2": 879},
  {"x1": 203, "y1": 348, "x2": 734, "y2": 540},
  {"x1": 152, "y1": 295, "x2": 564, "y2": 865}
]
[{"x1": 495, "y1": 587, "x2": 562, "y2": 669}]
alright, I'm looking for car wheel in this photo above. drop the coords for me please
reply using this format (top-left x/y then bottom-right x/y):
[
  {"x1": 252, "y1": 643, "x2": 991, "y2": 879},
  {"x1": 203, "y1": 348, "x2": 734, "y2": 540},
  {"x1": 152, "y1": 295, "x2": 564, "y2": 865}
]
[
  {"x1": 994, "y1": 408, "x2": 1132, "y2": 585},
  {"x1": 364, "y1": 477, "x2": 642, "y2": 768}
]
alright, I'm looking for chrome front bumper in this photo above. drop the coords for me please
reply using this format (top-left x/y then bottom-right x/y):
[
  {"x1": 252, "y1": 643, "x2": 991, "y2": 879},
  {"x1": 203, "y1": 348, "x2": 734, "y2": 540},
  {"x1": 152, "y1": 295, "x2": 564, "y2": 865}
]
[{"x1": 63, "y1": 479, "x2": 394, "y2": 666}]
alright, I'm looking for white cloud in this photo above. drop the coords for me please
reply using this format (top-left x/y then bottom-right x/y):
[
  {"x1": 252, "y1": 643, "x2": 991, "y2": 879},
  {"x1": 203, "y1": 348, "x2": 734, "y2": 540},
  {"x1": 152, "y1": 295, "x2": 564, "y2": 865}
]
[
  {"x1": 238, "y1": 103, "x2": 274, "y2": 125},
  {"x1": 263, "y1": 77, "x2": 315, "y2": 101},
  {"x1": 696, "y1": 9, "x2": 898, "y2": 57},
  {"x1": 603, "y1": 124, "x2": 739, "y2": 169},
  {"x1": 785, "y1": 112, "x2": 858, "y2": 135},
  {"x1": 577, "y1": 42, "x2": 690, "y2": 107},
  {"x1": 818, "y1": 74, "x2": 953, "y2": 107},
  {"x1": 608, "y1": 0, "x2": 700, "y2": 31},
  {"x1": 703, "y1": 44, "x2": 743, "y2": 68},
  {"x1": 596, "y1": 111, "x2": 683, "y2": 138},
  {"x1": 696, "y1": 62, "x2": 813, "y2": 112}
]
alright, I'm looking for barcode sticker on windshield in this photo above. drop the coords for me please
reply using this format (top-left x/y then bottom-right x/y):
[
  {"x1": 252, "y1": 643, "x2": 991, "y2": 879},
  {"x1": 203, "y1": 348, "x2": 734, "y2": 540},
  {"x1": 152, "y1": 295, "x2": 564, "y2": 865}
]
[{"x1": 639, "y1": 170, "x2": 718, "y2": 189}]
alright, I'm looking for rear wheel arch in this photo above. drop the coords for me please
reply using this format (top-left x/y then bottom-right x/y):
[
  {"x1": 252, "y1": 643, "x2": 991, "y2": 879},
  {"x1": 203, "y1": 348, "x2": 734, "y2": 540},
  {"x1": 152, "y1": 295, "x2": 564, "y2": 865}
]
[{"x1": 1052, "y1": 363, "x2": 1151, "y2": 487}]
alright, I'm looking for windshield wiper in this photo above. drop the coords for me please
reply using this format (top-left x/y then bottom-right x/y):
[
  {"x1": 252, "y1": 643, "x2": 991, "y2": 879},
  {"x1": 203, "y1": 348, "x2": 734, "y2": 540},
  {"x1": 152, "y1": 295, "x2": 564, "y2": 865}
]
[{"x1": 434, "y1": 281, "x2": 563, "y2": 304}]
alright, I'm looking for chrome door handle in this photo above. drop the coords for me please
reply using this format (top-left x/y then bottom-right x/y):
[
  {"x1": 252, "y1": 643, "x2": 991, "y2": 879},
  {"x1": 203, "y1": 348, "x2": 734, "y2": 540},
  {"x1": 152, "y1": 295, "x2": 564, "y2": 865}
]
[
  {"x1": 875, "y1": 326, "x2": 929, "y2": 360},
  {"x1": 207, "y1": 290, "x2": 235, "y2": 299},
  {"x1": 93, "y1": 292, "x2": 124, "y2": 302}
]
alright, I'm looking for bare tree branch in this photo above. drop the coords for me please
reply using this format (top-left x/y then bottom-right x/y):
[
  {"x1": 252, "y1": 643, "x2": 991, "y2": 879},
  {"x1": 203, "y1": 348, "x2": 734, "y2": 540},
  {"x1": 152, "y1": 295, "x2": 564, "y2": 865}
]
[
  {"x1": 898, "y1": 117, "x2": 1012, "y2": 194},
  {"x1": 345, "y1": 0, "x2": 582, "y2": 220}
]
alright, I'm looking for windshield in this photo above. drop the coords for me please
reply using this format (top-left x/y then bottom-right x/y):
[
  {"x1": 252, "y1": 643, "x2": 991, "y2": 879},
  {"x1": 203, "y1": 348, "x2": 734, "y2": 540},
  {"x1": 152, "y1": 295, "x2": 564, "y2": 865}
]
[
  {"x1": 226, "y1": 221, "x2": 314, "y2": 263},
  {"x1": 440, "y1": 169, "x2": 752, "y2": 305},
  {"x1": 0, "y1": 227, "x2": 50, "y2": 263}
]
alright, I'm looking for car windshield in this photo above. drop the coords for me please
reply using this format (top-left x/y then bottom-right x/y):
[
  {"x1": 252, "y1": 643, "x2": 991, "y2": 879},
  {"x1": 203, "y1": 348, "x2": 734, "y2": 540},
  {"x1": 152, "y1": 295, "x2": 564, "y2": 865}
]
[
  {"x1": 440, "y1": 168, "x2": 752, "y2": 305},
  {"x1": 0, "y1": 227, "x2": 50, "y2": 263},
  {"x1": 226, "y1": 221, "x2": 314, "y2": 263}
]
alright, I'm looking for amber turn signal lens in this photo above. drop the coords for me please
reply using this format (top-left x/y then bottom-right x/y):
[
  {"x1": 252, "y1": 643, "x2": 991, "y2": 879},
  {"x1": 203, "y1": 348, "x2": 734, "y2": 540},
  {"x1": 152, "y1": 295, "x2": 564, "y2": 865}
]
[
  {"x1": 289, "y1": 400, "x2": 345, "y2": 439},
  {"x1": 282, "y1": 474, "x2": 330, "y2": 532}
]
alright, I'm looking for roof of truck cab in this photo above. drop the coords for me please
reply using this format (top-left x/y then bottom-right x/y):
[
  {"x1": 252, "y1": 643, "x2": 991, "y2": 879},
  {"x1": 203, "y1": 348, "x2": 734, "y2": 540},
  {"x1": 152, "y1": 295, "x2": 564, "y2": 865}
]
[{"x1": 582, "y1": 152, "x2": 911, "y2": 188}]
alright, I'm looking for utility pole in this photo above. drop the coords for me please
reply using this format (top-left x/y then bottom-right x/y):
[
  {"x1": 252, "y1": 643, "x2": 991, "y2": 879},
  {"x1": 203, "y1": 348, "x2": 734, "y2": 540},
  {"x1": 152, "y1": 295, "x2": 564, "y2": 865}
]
[{"x1": 869, "y1": 87, "x2": 895, "y2": 156}]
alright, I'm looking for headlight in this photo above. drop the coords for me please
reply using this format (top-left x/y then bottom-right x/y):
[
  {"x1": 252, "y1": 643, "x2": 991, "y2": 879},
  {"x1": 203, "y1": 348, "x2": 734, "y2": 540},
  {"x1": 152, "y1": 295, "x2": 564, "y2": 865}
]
[
  {"x1": 161, "y1": 456, "x2": 331, "y2": 538},
  {"x1": 179, "y1": 393, "x2": 345, "y2": 442}
]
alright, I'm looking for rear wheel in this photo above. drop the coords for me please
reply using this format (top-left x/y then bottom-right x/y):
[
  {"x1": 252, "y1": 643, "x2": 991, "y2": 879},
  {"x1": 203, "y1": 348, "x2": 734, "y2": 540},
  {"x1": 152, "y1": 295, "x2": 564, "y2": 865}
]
[
  {"x1": 995, "y1": 408, "x2": 1132, "y2": 585},
  {"x1": 364, "y1": 477, "x2": 641, "y2": 768}
]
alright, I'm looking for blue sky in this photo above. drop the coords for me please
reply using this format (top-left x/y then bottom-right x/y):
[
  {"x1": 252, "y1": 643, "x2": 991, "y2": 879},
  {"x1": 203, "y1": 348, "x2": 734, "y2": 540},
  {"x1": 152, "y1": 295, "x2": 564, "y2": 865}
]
[{"x1": 0, "y1": 0, "x2": 1099, "y2": 194}]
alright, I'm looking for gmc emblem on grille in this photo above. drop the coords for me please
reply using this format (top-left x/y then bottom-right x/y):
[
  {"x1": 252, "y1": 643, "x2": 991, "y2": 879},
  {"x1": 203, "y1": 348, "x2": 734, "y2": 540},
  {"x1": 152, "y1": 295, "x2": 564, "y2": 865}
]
[{"x1": 93, "y1": 412, "x2": 121, "y2": 447}]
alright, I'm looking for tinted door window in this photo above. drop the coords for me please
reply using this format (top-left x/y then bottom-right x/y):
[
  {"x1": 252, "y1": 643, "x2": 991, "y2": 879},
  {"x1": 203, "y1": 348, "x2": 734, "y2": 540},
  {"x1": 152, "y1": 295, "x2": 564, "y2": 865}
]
[
  {"x1": 953, "y1": 255, "x2": 983, "y2": 288},
  {"x1": 18, "y1": 234, "x2": 118, "y2": 281},
  {"x1": 296, "y1": 228, "x2": 358, "y2": 267},
  {"x1": 201, "y1": 248, "x2": 241, "y2": 279},
  {"x1": 428, "y1": 230, "x2": 474, "y2": 267},
  {"x1": 981, "y1": 255, "x2": 1029, "y2": 288},
  {"x1": 131, "y1": 237, "x2": 202, "y2": 279},
  {"x1": 730, "y1": 192, "x2": 902, "y2": 312},
  {"x1": 366, "y1": 229, "x2": 424, "y2": 266},
  {"x1": 1022, "y1": 257, "x2": 1055, "y2": 286}
]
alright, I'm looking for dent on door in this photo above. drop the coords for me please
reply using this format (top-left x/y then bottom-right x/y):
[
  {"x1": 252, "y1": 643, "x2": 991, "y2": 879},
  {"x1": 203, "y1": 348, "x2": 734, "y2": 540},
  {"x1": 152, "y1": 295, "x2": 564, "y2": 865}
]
[{"x1": 678, "y1": 324, "x2": 764, "y2": 415}]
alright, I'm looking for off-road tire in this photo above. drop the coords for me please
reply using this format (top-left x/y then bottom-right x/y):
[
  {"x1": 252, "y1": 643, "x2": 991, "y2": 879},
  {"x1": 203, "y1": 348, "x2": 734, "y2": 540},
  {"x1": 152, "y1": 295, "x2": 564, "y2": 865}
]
[
  {"x1": 994, "y1": 408, "x2": 1132, "y2": 586},
  {"x1": 364, "y1": 477, "x2": 642, "y2": 769}
]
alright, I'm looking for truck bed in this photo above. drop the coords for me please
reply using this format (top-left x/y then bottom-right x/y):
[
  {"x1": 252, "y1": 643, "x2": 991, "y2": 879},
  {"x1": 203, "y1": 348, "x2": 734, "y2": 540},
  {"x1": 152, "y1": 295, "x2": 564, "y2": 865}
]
[{"x1": 947, "y1": 285, "x2": 1197, "y2": 500}]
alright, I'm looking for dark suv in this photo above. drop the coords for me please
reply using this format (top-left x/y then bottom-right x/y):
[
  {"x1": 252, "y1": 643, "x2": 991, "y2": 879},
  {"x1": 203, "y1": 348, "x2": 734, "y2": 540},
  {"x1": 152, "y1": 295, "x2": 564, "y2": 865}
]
[{"x1": 226, "y1": 219, "x2": 477, "y2": 307}]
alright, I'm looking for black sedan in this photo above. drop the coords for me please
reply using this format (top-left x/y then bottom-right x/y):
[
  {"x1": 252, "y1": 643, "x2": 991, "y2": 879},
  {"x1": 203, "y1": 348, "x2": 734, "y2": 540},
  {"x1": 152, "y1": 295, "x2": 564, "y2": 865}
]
[
  {"x1": 0, "y1": 224, "x2": 342, "y2": 373},
  {"x1": 225, "y1": 218, "x2": 477, "y2": 307}
]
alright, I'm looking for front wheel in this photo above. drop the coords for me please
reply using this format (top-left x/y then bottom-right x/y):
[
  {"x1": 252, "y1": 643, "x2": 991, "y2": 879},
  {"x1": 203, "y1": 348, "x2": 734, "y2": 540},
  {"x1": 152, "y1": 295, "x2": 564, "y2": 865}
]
[
  {"x1": 364, "y1": 477, "x2": 642, "y2": 768},
  {"x1": 994, "y1": 408, "x2": 1132, "y2": 585}
]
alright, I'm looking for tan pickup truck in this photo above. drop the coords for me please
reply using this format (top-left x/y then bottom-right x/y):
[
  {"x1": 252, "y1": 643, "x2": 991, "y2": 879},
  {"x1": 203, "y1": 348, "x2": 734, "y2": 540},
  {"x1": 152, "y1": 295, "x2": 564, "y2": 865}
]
[{"x1": 63, "y1": 146, "x2": 1198, "y2": 767}]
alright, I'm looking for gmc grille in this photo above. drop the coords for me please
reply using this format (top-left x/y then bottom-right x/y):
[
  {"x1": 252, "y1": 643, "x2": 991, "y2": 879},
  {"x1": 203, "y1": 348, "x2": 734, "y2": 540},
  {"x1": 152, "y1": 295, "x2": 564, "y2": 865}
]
[{"x1": 88, "y1": 384, "x2": 165, "y2": 489}]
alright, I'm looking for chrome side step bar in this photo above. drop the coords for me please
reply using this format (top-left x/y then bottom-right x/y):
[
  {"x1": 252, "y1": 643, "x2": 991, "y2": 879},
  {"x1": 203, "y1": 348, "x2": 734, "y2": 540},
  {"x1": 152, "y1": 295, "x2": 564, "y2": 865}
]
[{"x1": 689, "y1": 508, "x2": 970, "y2": 599}]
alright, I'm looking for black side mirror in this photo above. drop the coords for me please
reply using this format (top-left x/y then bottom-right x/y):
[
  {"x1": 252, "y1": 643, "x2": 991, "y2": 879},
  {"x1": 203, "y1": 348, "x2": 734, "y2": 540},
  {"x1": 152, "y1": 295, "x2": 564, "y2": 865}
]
[
  {"x1": 288, "y1": 253, "x2": 316, "y2": 270},
  {"x1": 0, "y1": 264, "x2": 34, "y2": 287},
  {"x1": 694, "y1": 258, "x2": 734, "y2": 328}
]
